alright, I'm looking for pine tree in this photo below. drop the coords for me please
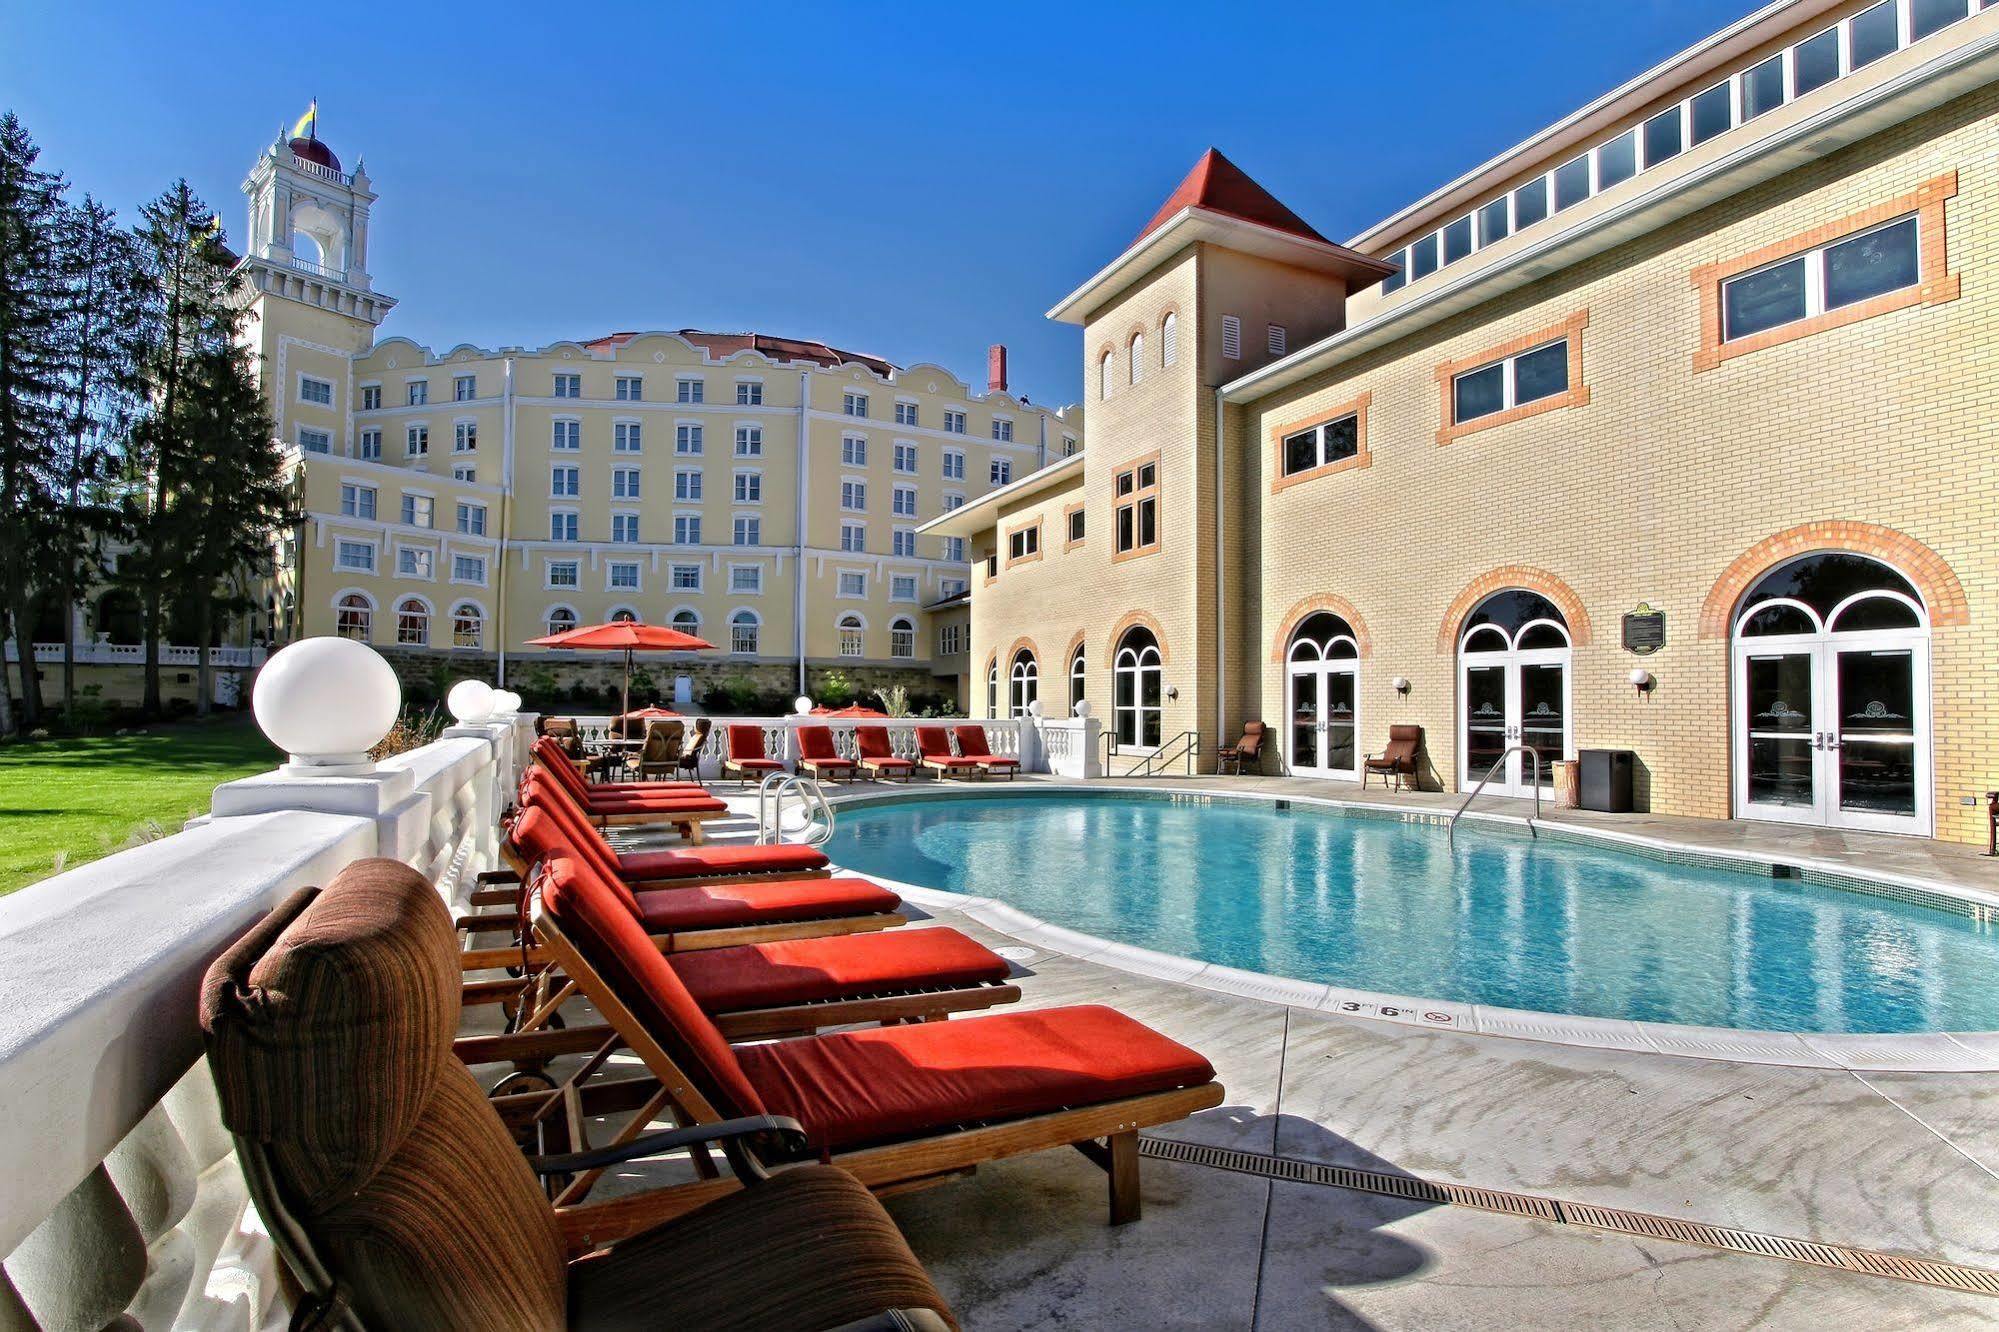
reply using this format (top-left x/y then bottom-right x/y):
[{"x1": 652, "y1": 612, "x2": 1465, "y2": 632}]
[{"x1": 0, "y1": 112, "x2": 70, "y2": 733}]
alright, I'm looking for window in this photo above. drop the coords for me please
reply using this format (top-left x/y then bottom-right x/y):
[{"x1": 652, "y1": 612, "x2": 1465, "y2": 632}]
[
  {"x1": 939, "y1": 623, "x2": 963, "y2": 656},
  {"x1": 300, "y1": 375, "x2": 332, "y2": 405},
  {"x1": 892, "y1": 528, "x2": 916, "y2": 557},
  {"x1": 1595, "y1": 129, "x2": 1637, "y2": 191},
  {"x1": 454, "y1": 374, "x2": 476, "y2": 402},
  {"x1": 1792, "y1": 26, "x2": 1840, "y2": 99},
  {"x1": 942, "y1": 449, "x2": 965, "y2": 480},
  {"x1": 676, "y1": 377, "x2": 704, "y2": 404},
  {"x1": 894, "y1": 401, "x2": 918, "y2": 426},
  {"x1": 736, "y1": 380, "x2": 762, "y2": 405},
  {"x1": 396, "y1": 546, "x2": 433, "y2": 580},
  {"x1": 839, "y1": 614, "x2": 865, "y2": 657},
  {"x1": 673, "y1": 468, "x2": 701, "y2": 501},
  {"x1": 1478, "y1": 196, "x2": 1510, "y2": 247},
  {"x1": 335, "y1": 539, "x2": 375, "y2": 572},
  {"x1": 452, "y1": 464, "x2": 476, "y2": 483},
  {"x1": 841, "y1": 480, "x2": 866, "y2": 511},
  {"x1": 944, "y1": 536, "x2": 966, "y2": 562},
  {"x1": 1850, "y1": 0, "x2": 1898, "y2": 70},
  {"x1": 401, "y1": 494, "x2": 435, "y2": 528},
  {"x1": 892, "y1": 485, "x2": 918, "y2": 517},
  {"x1": 1410, "y1": 233, "x2": 1439, "y2": 279},
  {"x1": 1113, "y1": 627, "x2": 1163, "y2": 746},
  {"x1": 1512, "y1": 177, "x2": 1549, "y2": 230},
  {"x1": 544, "y1": 605, "x2": 578, "y2": 637},
  {"x1": 406, "y1": 425, "x2": 429, "y2": 457},
  {"x1": 1279, "y1": 409, "x2": 1362, "y2": 480},
  {"x1": 1069, "y1": 642, "x2": 1086, "y2": 711},
  {"x1": 614, "y1": 421, "x2": 642, "y2": 453},
  {"x1": 1448, "y1": 332, "x2": 1576, "y2": 432},
  {"x1": 1689, "y1": 81, "x2": 1733, "y2": 146},
  {"x1": 1061, "y1": 436, "x2": 1077, "y2": 458},
  {"x1": 943, "y1": 493, "x2": 964, "y2": 511},
  {"x1": 841, "y1": 435, "x2": 867, "y2": 466},
  {"x1": 891, "y1": 574, "x2": 918, "y2": 602},
  {"x1": 730, "y1": 565, "x2": 761, "y2": 594},
  {"x1": 549, "y1": 511, "x2": 579, "y2": 542},
  {"x1": 1161, "y1": 312, "x2": 1177, "y2": 367},
  {"x1": 1098, "y1": 351, "x2": 1113, "y2": 401},
  {"x1": 672, "y1": 564, "x2": 702, "y2": 591},
  {"x1": 673, "y1": 513, "x2": 701, "y2": 544},
  {"x1": 406, "y1": 381, "x2": 428, "y2": 407},
  {"x1": 842, "y1": 391, "x2": 868, "y2": 417},
  {"x1": 611, "y1": 467, "x2": 640, "y2": 500},
  {"x1": 733, "y1": 515, "x2": 761, "y2": 545},
  {"x1": 893, "y1": 442, "x2": 918, "y2": 473},
  {"x1": 734, "y1": 470, "x2": 761, "y2": 503},
  {"x1": 730, "y1": 610, "x2": 759, "y2": 654},
  {"x1": 335, "y1": 593, "x2": 373, "y2": 640},
  {"x1": 986, "y1": 659, "x2": 998, "y2": 717},
  {"x1": 990, "y1": 458, "x2": 1011, "y2": 486},
  {"x1": 359, "y1": 428, "x2": 381, "y2": 461},
  {"x1": 1911, "y1": 0, "x2": 1966, "y2": 43},
  {"x1": 1008, "y1": 651, "x2": 1038, "y2": 718},
  {"x1": 361, "y1": 385, "x2": 381, "y2": 411},
  {"x1": 985, "y1": 553, "x2": 998, "y2": 580},
  {"x1": 547, "y1": 560, "x2": 579, "y2": 589},
  {"x1": 551, "y1": 465, "x2": 579, "y2": 498},
  {"x1": 941, "y1": 577, "x2": 967, "y2": 598},
  {"x1": 456, "y1": 501, "x2": 486, "y2": 535},
  {"x1": 607, "y1": 561, "x2": 640, "y2": 590},
  {"x1": 340, "y1": 483, "x2": 377, "y2": 519},
  {"x1": 676, "y1": 423, "x2": 703, "y2": 454},
  {"x1": 1113, "y1": 457, "x2": 1159, "y2": 558},
  {"x1": 890, "y1": 618, "x2": 915, "y2": 659},
  {"x1": 838, "y1": 571, "x2": 866, "y2": 598},
  {"x1": 840, "y1": 521, "x2": 866, "y2": 552},
  {"x1": 1066, "y1": 506, "x2": 1085, "y2": 546},
  {"x1": 450, "y1": 602, "x2": 482, "y2": 648},
  {"x1": 734, "y1": 425, "x2": 762, "y2": 456},
  {"x1": 664, "y1": 609, "x2": 698, "y2": 639},
  {"x1": 615, "y1": 375, "x2": 643, "y2": 402},
  {"x1": 1007, "y1": 523, "x2": 1040, "y2": 564},
  {"x1": 1221, "y1": 315, "x2": 1242, "y2": 360},
  {"x1": 1642, "y1": 106, "x2": 1683, "y2": 167},
  {"x1": 1722, "y1": 214, "x2": 1920, "y2": 343},
  {"x1": 445, "y1": 421, "x2": 473, "y2": 454},
  {"x1": 1129, "y1": 333, "x2": 1144, "y2": 385},
  {"x1": 552, "y1": 419, "x2": 579, "y2": 451},
  {"x1": 1743, "y1": 52, "x2": 1786, "y2": 120},
  {"x1": 553, "y1": 373, "x2": 580, "y2": 398},
  {"x1": 452, "y1": 554, "x2": 486, "y2": 584},
  {"x1": 1553, "y1": 155, "x2": 1591, "y2": 211}
]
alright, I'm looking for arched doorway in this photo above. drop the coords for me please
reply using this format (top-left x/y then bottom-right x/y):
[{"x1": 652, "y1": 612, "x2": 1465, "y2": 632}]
[
  {"x1": 1112, "y1": 627, "x2": 1162, "y2": 747},
  {"x1": 1730, "y1": 553, "x2": 1930, "y2": 834},
  {"x1": 1286, "y1": 611, "x2": 1360, "y2": 780},
  {"x1": 1458, "y1": 590, "x2": 1571, "y2": 796}
]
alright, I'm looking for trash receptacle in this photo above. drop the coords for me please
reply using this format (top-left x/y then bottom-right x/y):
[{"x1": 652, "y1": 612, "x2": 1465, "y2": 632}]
[
  {"x1": 1578, "y1": 749, "x2": 1635, "y2": 813},
  {"x1": 1552, "y1": 760, "x2": 1581, "y2": 809}
]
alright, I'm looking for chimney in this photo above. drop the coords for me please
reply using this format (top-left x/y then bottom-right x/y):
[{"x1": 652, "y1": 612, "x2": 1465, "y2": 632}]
[{"x1": 987, "y1": 344, "x2": 1008, "y2": 394}]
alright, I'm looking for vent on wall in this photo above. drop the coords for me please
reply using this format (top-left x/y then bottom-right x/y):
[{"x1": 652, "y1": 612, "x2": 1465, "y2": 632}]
[
  {"x1": 1221, "y1": 315, "x2": 1242, "y2": 360},
  {"x1": 1268, "y1": 324, "x2": 1287, "y2": 356}
]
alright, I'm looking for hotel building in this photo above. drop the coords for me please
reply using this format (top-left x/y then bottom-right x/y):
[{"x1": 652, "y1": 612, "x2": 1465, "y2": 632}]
[
  {"x1": 930, "y1": 0, "x2": 1999, "y2": 843},
  {"x1": 237, "y1": 131, "x2": 1079, "y2": 704}
]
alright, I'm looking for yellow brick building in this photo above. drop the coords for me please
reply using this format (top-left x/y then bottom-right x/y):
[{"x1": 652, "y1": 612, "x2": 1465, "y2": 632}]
[
  {"x1": 931, "y1": 0, "x2": 1999, "y2": 843},
  {"x1": 236, "y1": 129, "x2": 1080, "y2": 707}
]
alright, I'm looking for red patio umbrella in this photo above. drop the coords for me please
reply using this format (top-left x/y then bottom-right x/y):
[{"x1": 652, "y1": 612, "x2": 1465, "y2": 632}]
[
  {"x1": 812, "y1": 705, "x2": 889, "y2": 718},
  {"x1": 526, "y1": 621, "x2": 714, "y2": 723}
]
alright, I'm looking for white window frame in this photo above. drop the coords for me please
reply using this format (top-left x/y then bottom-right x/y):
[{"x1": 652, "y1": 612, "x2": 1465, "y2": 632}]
[
  {"x1": 551, "y1": 418, "x2": 581, "y2": 452},
  {"x1": 729, "y1": 609, "x2": 761, "y2": 655},
  {"x1": 297, "y1": 426, "x2": 332, "y2": 454},
  {"x1": 548, "y1": 510, "x2": 581, "y2": 543},
  {"x1": 836, "y1": 571, "x2": 868, "y2": 600},
  {"x1": 453, "y1": 374, "x2": 477, "y2": 402},
  {"x1": 455, "y1": 501, "x2": 487, "y2": 536},
  {"x1": 734, "y1": 424, "x2": 764, "y2": 457},
  {"x1": 673, "y1": 467, "x2": 702, "y2": 502},
  {"x1": 733, "y1": 469, "x2": 763, "y2": 503},
  {"x1": 334, "y1": 538, "x2": 378, "y2": 573},
  {"x1": 673, "y1": 511, "x2": 702, "y2": 545},
  {"x1": 405, "y1": 423, "x2": 429, "y2": 456},
  {"x1": 734, "y1": 378, "x2": 763, "y2": 405},
  {"x1": 892, "y1": 441, "x2": 919, "y2": 473},
  {"x1": 890, "y1": 574, "x2": 919, "y2": 603},
  {"x1": 605, "y1": 560, "x2": 642, "y2": 592},
  {"x1": 549, "y1": 464, "x2": 581, "y2": 499},
  {"x1": 841, "y1": 435, "x2": 868, "y2": 466},
  {"x1": 1451, "y1": 337, "x2": 1571, "y2": 424},
  {"x1": 892, "y1": 527, "x2": 917, "y2": 558},
  {"x1": 394, "y1": 543, "x2": 436, "y2": 582},
  {"x1": 298, "y1": 373, "x2": 334, "y2": 406},
  {"x1": 612, "y1": 466, "x2": 642, "y2": 500},
  {"x1": 728, "y1": 563, "x2": 763, "y2": 594},
  {"x1": 676, "y1": 376, "x2": 705, "y2": 404},
  {"x1": 839, "y1": 521, "x2": 867, "y2": 553},
  {"x1": 891, "y1": 484, "x2": 918, "y2": 518},
  {"x1": 609, "y1": 511, "x2": 640, "y2": 544},
  {"x1": 1720, "y1": 212, "x2": 1921, "y2": 343},
  {"x1": 670, "y1": 563, "x2": 704, "y2": 591},
  {"x1": 339, "y1": 482, "x2": 377, "y2": 520},
  {"x1": 732, "y1": 514, "x2": 762, "y2": 546},
  {"x1": 545, "y1": 559, "x2": 581, "y2": 590},
  {"x1": 942, "y1": 448, "x2": 965, "y2": 480},
  {"x1": 675, "y1": 421, "x2": 704, "y2": 454},
  {"x1": 614, "y1": 375, "x2": 644, "y2": 402},
  {"x1": 450, "y1": 554, "x2": 488, "y2": 586},
  {"x1": 840, "y1": 478, "x2": 867, "y2": 511},
  {"x1": 552, "y1": 373, "x2": 581, "y2": 399},
  {"x1": 613, "y1": 419, "x2": 643, "y2": 453}
]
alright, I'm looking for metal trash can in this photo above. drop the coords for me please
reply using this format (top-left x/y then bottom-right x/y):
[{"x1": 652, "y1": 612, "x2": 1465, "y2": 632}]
[{"x1": 1578, "y1": 749, "x2": 1635, "y2": 813}]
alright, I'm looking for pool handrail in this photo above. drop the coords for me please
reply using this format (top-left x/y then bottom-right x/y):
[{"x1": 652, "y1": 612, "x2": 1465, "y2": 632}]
[{"x1": 1448, "y1": 745, "x2": 1541, "y2": 847}]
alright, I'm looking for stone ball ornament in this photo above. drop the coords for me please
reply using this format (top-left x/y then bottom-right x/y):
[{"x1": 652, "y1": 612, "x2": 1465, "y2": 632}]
[
  {"x1": 446, "y1": 679, "x2": 495, "y2": 724},
  {"x1": 490, "y1": 689, "x2": 523, "y2": 716},
  {"x1": 794, "y1": 696, "x2": 814, "y2": 715},
  {"x1": 1073, "y1": 700, "x2": 1093, "y2": 718},
  {"x1": 252, "y1": 636, "x2": 401, "y2": 773},
  {"x1": 1026, "y1": 699, "x2": 1045, "y2": 719}
]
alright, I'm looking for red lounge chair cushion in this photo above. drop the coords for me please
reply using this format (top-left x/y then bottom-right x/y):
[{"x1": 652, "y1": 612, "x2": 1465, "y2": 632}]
[
  {"x1": 573, "y1": 794, "x2": 728, "y2": 815},
  {"x1": 861, "y1": 757, "x2": 914, "y2": 771},
  {"x1": 726, "y1": 725, "x2": 771, "y2": 762},
  {"x1": 853, "y1": 728, "x2": 903, "y2": 762},
  {"x1": 977, "y1": 757, "x2": 1020, "y2": 770},
  {"x1": 669, "y1": 928, "x2": 1006, "y2": 1012},
  {"x1": 738, "y1": 1005, "x2": 1216, "y2": 1151},
  {"x1": 634, "y1": 878, "x2": 901, "y2": 933},
  {"x1": 796, "y1": 727, "x2": 842, "y2": 763},
  {"x1": 802, "y1": 757, "x2": 858, "y2": 772},
  {"x1": 619, "y1": 841, "x2": 830, "y2": 880},
  {"x1": 925, "y1": 756, "x2": 984, "y2": 769},
  {"x1": 729, "y1": 758, "x2": 786, "y2": 772}
]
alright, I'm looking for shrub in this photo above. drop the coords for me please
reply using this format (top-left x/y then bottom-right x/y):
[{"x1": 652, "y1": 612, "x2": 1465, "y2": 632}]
[
  {"x1": 370, "y1": 704, "x2": 448, "y2": 759},
  {"x1": 813, "y1": 670, "x2": 855, "y2": 708}
]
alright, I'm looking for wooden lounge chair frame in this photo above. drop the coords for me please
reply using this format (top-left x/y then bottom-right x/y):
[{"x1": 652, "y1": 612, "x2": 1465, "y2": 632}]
[
  {"x1": 952, "y1": 725, "x2": 1019, "y2": 781},
  {"x1": 853, "y1": 726, "x2": 915, "y2": 783},
  {"x1": 915, "y1": 727, "x2": 986, "y2": 781},
  {"x1": 723, "y1": 724, "x2": 789, "y2": 787},
  {"x1": 795, "y1": 725, "x2": 861, "y2": 782}
]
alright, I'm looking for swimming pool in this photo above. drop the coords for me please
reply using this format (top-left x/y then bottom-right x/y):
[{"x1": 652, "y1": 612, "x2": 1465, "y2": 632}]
[{"x1": 821, "y1": 791, "x2": 1999, "y2": 1036}]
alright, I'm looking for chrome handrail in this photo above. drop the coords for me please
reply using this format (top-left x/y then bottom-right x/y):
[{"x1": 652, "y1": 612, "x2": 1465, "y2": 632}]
[
  {"x1": 756, "y1": 772, "x2": 835, "y2": 846},
  {"x1": 1447, "y1": 745, "x2": 1542, "y2": 848}
]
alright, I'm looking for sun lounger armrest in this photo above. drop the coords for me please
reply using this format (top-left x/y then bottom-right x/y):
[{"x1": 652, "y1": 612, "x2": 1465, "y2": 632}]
[{"x1": 528, "y1": 1114, "x2": 808, "y2": 1183}]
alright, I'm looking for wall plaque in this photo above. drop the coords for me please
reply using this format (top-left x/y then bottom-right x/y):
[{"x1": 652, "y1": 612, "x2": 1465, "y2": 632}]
[{"x1": 1622, "y1": 603, "x2": 1665, "y2": 655}]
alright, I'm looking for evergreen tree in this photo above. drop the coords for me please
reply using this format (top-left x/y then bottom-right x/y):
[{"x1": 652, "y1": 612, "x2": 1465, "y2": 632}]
[{"x1": 0, "y1": 112, "x2": 70, "y2": 732}]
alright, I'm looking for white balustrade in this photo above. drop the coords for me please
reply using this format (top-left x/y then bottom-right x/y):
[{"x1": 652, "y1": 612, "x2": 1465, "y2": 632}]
[
  {"x1": 1, "y1": 641, "x2": 267, "y2": 668},
  {"x1": 559, "y1": 713, "x2": 1041, "y2": 777}
]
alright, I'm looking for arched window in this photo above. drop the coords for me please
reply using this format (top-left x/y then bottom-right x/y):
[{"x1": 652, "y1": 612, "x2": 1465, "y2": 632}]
[
  {"x1": 1286, "y1": 612, "x2": 1361, "y2": 778},
  {"x1": 1112, "y1": 628, "x2": 1162, "y2": 747},
  {"x1": 1069, "y1": 641, "x2": 1087, "y2": 711},
  {"x1": 1459, "y1": 590, "x2": 1570, "y2": 655},
  {"x1": 450, "y1": 601, "x2": 483, "y2": 650},
  {"x1": 609, "y1": 607, "x2": 639, "y2": 623},
  {"x1": 838, "y1": 614, "x2": 865, "y2": 658},
  {"x1": 1457, "y1": 589, "x2": 1572, "y2": 796},
  {"x1": 334, "y1": 593, "x2": 373, "y2": 641},
  {"x1": 670, "y1": 608, "x2": 700, "y2": 636},
  {"x1": 1734, "y1": 553, "x2": 1924, "y2": 638},
  {"x1": 985, "y1": 657, "x2": 999, "y2": 719},
  {"x1": 396, "y1": 597, "x2": 430, "y2": 646},
  {"x1": 1098, "y1": 350, "x2": 1113, "y2": 401},
  {"x1": 730, "y1": 609, "x2": 760, "y2": 655},
  {"x1": 1161, "y1": 312, "x2": 1177, "y2": 368},
  {"x1": 1128, "y1": 333, "x2": 1144, "y2": 385},
  {"x1": 1009, "y1": 650, "x2": 1038, "y2": 717},
  {"x1": 544, "y1": 605, "x2": 578, "y2": 638},
  {"x1": 1287, "y1": 612, "x2": 1361, "y2": 663},
  {"x1": 889, "y1": 617, "x2": 915, "y2": 659}
]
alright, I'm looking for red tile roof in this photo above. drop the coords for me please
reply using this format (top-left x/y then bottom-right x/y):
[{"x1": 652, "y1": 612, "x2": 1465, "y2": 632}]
[
  {"x1": 1134, "y1": 148, "x2": 1329, "y2": 248},
  {"x1": 582, "y1": 329, "x2": 896, "y2": 376}
]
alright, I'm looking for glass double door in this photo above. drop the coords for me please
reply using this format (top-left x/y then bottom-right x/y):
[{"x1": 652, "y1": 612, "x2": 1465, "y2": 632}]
[
  {"x1": 1459, "y1": 651, "x2": 1569, "y2": 795},
  {"x1": 1734, "y1": 636, "x2": 1929, "y2": 834},
  {"x1": 1288, "y1": 663, "x2": 1359, "y2": 780}
]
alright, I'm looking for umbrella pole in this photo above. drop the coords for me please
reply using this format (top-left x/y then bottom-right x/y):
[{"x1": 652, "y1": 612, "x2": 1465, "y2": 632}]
[{"x1": 622, "y1": 646, "x2": 633, "y2": 724}]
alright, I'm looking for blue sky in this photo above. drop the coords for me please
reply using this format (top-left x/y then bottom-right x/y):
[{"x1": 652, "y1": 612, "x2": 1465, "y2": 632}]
[{"x1": 5, "y1": 1, "x2": 1752, "y2": 405}]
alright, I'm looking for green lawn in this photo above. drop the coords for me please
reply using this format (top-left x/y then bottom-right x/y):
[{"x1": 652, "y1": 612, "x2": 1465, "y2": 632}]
[{"x1": 0, "y1": 715, "x2": 282, "y2": 896}]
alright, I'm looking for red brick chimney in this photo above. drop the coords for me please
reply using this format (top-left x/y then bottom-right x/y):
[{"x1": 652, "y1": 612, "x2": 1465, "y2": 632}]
[{"x1": 987, "y1": 344, "x2": 1008, "y2": 394}]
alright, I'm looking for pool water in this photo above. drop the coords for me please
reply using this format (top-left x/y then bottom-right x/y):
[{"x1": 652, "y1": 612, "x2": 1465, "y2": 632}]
[{"x1": 822, "y1": 793, "x2": 1999, "y2": 1035}]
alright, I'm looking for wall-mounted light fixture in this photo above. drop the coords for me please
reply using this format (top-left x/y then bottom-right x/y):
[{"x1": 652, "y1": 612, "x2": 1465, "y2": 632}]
[
  {"x1": 1391, "y1": 676, "x2": 1411, "y2": 695},
  {"x1": 1628, "y1": 668, "x2": 1655, "y2": 697},
  {"x1": 1165, "y1": 684, "x2": 1179, "y2": 701}
]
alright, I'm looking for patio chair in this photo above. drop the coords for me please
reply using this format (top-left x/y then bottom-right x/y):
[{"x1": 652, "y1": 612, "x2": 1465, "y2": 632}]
[
  {"x1": 853, "y1": 725, "x2": 915, "y2": 782},
  {"x1": 529, "y1": 740, "x2": 726, "y2": 842},
  {"x1": 676, "y1": 717, "x2": 713, "y2": 781},
  {"x1": 638, "y1": 718, "x2": 685, "y2": 781},
  {"x1": 916, "y1": 725, "x2": 985, "y2": 780},
  {"x1": 1364, "y1": 724, "x2": 1422, "y2": 791},
  {"x1": 200, "y1": 858, "x2": 957, "y2": 1328},
  {"x1": 1217, "y1": 722, "x2": 1267, "y2": 776},
  {"x1": 725, "y1": 724, "x2": 788, "y2": 786},
  {"x1": 795, "y1": 725, "x2": 859, "y2": 782},
  {"x1": 535, "y1": 852, "x2": 1226, "y2": 1225},
  {"x1": 952, "y1": 725, "x2": 1019, "y2": 780}
]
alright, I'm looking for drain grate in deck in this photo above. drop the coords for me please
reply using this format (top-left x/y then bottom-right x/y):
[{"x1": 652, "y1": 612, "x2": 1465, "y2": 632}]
[{"x1": 1137, "y1": 1135, "x2": 1999, "y2": 1296}]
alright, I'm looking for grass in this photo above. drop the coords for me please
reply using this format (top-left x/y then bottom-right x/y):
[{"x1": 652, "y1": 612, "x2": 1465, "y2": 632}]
[{"x1": 0, "y1": 714, "x2": 282, "y2": 896}]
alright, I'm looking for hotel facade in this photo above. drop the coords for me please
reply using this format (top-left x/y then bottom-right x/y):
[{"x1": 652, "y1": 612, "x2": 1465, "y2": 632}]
[
  {"x1": 237, "y1": 133, "x2": 1078, "y2": 704},
  {"x1": 930, "y1": 0, "x2": 1999, "y2": 844}
]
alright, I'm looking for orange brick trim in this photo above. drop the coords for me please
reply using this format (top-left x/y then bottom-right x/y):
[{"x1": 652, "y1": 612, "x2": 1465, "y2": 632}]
[
  {"x1": 1062, "y1": 629, "x2": 1087, "y2": 669},
  {"x1": 1435, "y1": 566, "x2": 1593, "y2": 653},
  {"x1": 1104, "y1": 610, "x2": 1170, "y2": 667},
  {"x1": 1697, "y1": 521, "x2": 1969, "y2": 639},
  {"x1": 1691, "y1": 172, "x2": 1958, "y2": 372},
  {"x1": 1003, "y1": 636, "x2": 1041, "y2": 668},
  {"x1": 1270, "y1": 392, "x2": 1373, "y2": 494},
  {"x1": 1434, "y1": 310, "x2": 1590, "y2": 447},
  {"x1": 1062, "y1": 501, "x2": 1086, "y2": 551},
  {"x1": 1004, "y1": 517, "x2": 1044, "y2": 567},
  {"x1": 1270, "y1": 593, "x2": 1374, "y2": 662}
]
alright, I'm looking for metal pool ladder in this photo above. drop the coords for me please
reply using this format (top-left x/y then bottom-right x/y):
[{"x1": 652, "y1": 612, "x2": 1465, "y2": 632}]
[
  {"x1": 756, "y1": 772, "x2": 835, "y2": 846},
  {"x1": 1447, "y1": 745, "x2": 1541, "y2": 848}
]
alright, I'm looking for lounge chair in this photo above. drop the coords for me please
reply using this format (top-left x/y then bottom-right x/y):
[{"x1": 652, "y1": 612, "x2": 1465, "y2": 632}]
[
  {"x1": 916, "y1": 725, "x2": 985, "y2": 780},
  {"x1": 724, "y1": 724, "x2": 787, "y2": 786},
  {"x1": 676, "y1": 717, "x2": 713, "y2": 781},
  {"x1": 795, "y1": 724, "x2": 859, "y2": 782},
  {"x1": 515, "y1": 769, "x2": 829, "y2": 883},
  {"x1": 854, "y1": 725, "x2": 915, "y2": 782},
  {"x1": 951, "y1": 725, "x2": 1019, "y2": 779},
  {"x1": 532, "y1": 737, "x2": 708, "y2": 795},
  {"x1": 1364, "y1": 724, "x2": 1422, "y2": 790},
  {"x1": 528, "y1": 740, "x2": 726, "y2": 842},
  {"x1": 1218, "y1": 722, "x2": 1267, "y2": 775},
  {"x1": 536, "y1": 853, "x2": 1224, "y2": 1224},
  {"x1": 201, "y1": 858, "x2": 958, "y2": 1326},
  {"x1": 638, "y1": 718, "x2": 685, "y2": 781}
]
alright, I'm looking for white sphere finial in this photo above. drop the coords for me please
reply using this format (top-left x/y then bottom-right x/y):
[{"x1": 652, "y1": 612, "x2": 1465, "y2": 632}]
[
  {"x1": 252, "y1": 637, "x2": 401, "y2": 774},
  {"x1": 447, "y1": 679, "x2": 495, "y2": 724},
  {"x1": 491, "y1": 689, "x2": 523, "y2": 716},
  {"x1": 1072, "y1": 700, "x2": 1092, "y2": 718},
  {"x1": 1026, "y1": 699, "x2": 1044, "y2": 718},
  {"x1": 793, "y1": 695, "x2": 814, "y2": 716}
]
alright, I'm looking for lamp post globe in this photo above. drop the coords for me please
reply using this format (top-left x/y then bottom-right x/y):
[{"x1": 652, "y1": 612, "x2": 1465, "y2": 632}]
[
  {"x1": 252, "y1": 637, "x2": 401, "y2": 773},
  {"x1": 447, "y1": 679, "x2": 495, "y2": 724}
]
